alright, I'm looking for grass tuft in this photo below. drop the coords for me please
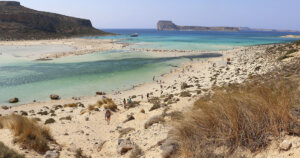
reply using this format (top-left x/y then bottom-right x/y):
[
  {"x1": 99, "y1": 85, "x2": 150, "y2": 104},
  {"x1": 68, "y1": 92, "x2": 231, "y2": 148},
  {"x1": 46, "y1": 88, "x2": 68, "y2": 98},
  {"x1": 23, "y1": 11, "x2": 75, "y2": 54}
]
[
  {"x1": 0, "y1": 114, "x2": 54, "y2": 154},
  {"x1": 170, "y1": 78, "x2": 300, "y2": 157}
]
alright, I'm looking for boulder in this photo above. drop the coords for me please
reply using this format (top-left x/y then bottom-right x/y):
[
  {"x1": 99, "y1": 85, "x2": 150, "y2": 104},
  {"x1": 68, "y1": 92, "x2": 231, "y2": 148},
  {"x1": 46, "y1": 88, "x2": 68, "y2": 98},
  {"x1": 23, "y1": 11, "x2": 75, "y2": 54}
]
[
  {"x1": 9, "y1": 97, "x2": 19, "y2": 103},
  {"x1": 50, "y1": 94, "x2": 60, "y2": 100}
]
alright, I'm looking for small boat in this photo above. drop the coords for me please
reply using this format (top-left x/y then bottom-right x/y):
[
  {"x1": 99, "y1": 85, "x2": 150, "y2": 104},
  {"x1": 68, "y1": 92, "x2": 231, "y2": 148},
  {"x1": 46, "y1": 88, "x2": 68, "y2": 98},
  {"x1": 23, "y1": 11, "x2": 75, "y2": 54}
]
[{"x1": 130, "y1": 33, "x2": 139, "y2": 37}]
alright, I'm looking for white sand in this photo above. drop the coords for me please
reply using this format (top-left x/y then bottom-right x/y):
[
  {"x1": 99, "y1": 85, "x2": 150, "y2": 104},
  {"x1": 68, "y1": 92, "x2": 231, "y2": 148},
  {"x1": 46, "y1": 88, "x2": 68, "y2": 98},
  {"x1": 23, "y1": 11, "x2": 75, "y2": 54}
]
[
  {"x1": 0, "y1": 38, "x2": 125, "y2": 60},
  {"x1": 0, "y1": 44, "x2": 299, "y2": 158}
]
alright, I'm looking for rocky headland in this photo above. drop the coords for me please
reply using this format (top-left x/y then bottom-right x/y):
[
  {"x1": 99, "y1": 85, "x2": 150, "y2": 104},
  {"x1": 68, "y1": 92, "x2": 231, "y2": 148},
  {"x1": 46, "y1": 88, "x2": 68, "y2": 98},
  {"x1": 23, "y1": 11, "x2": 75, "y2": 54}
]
[{"x1": 0, "y1": 1, "x2": 111, "y2": 40}]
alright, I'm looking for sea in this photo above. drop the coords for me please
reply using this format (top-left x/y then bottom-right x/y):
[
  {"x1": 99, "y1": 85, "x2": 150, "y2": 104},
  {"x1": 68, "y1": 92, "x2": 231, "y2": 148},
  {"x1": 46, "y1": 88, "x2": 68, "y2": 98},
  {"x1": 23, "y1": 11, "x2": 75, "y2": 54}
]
[{"x1": 0, "y1": 29, "x2": 299, "y2": 105}]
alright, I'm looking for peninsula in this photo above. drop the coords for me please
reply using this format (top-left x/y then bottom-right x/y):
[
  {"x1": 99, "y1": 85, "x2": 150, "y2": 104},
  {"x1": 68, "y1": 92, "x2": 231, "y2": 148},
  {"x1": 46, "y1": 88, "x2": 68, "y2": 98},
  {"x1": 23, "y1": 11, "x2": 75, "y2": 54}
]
[
  {"x1": 0, "y1": 1, "x2": 111, "y2": 40},
  {"x1": 157, "y1": 20, "x2": 300, "y2": 33},
  {"x1": 157, "y1": 20, "x2": 239, "y2": 32}
]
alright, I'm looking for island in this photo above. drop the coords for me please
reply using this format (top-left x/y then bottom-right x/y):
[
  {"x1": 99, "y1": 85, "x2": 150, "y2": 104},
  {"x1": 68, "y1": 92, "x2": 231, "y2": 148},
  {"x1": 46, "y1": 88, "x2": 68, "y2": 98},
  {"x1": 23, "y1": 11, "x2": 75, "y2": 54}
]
[
  {"x1": 157, "y1": 20, "x2": 239, "y2": 32},
  {"x1": 0, "y1": 1, "x2": 111, "y2": 40},
  {"x1": 157, "y1": 20, "x2": 300, "y2": 33}
]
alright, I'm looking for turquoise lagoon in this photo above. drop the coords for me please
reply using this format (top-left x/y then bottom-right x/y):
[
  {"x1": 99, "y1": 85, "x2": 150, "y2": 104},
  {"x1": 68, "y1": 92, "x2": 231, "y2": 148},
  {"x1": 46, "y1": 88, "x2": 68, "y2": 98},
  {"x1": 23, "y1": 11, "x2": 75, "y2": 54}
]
[{"x1": 0, "y1": 29, "x2": 299, "y2": 105}]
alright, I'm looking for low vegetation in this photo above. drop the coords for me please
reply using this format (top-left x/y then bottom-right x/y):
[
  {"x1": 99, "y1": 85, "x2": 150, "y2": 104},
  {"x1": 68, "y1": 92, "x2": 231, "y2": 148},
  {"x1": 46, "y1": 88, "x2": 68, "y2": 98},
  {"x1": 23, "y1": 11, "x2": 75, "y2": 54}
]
[
  {"x1": 75, "y1": 148, "x2": 91, "y2": 158},
  {"x1": 80, "y1": 98, "x2": 118, "y2": 115},
  {"x1": 267, "y1": 41, "x2": 300, "y2": 60},
  {"x1": 0, "y1": 114, "x2": 54, "y2": 154},
  {"x1": 170, "y1": 76, "x2": 300, "y2": 157},
  {"x1": 0, "y1": 141, "x2": 25, "y2": 158},
  {"x1": 63, "y1": 103, "x2": 78, "y2": 108}
]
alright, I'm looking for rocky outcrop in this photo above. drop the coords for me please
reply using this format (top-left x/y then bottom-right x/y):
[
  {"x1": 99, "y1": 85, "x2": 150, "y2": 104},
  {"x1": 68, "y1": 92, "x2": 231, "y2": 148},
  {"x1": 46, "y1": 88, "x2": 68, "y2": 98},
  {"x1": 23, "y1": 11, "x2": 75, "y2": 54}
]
[
  {"x1": 0, "y1": 1, "x2": 111, "y2": 40},
  {"x1": 157, "y1": 21, "x2": 239, "y2": 32}
]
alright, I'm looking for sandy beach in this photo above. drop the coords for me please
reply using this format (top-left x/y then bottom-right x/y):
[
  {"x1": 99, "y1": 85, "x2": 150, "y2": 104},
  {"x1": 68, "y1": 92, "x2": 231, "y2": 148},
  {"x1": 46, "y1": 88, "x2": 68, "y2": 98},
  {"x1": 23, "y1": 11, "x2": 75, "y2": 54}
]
[
  {"x1": 1, "y1": 40, "x2": 299, "y2": 158},
  {"x1": 0, "y1": 38, "x2": 125, "y2": 60},
  {"x1": 281, "y1": 35, "x2": 300, "y2": 38}
]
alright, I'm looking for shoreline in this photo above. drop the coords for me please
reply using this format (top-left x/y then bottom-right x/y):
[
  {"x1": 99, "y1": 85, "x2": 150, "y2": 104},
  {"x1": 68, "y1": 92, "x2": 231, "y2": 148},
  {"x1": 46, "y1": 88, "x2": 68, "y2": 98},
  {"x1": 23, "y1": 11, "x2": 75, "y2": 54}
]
[
  {"x1": 0, "y1": 43, "x2": 277, "y2": 107},
  {"x1": 0, "y1": 42, "x2": 294, "y2": 158},
  {"x1": 281, "y1": 35, "x2": 300, "y2": 38}
]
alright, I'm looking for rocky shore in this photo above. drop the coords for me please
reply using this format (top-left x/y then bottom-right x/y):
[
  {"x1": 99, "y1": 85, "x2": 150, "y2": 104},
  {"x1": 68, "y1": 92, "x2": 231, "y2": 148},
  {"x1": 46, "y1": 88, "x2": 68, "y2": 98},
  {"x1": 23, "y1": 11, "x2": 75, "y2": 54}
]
[{"x1": 0, "y1": 43, "x2": 300, "y2": 158}]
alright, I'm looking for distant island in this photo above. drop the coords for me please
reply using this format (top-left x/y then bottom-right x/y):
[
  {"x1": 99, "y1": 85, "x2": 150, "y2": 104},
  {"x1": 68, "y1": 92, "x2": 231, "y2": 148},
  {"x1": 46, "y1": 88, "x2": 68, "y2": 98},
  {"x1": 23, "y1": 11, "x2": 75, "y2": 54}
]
[
  {"x1": 157, "y1": 20, "x2": 299, "y2": 33},
  {"x1": 157, "y1": 21, "x2": 239, "y2": 32},
  {"x1": 0, "y1": 1, "x2": 111, "y2": 40}
]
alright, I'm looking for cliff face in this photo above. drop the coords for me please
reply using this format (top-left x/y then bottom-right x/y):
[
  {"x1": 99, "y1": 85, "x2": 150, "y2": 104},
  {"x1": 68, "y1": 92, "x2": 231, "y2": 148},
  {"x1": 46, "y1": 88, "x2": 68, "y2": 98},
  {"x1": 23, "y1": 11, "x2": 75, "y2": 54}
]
[
  {"x1": 157, "y1": 21, "x2": 239, "y2": 32},
  {"x1": 0, "y1": 1, "x2": 111, "y2": 40}
]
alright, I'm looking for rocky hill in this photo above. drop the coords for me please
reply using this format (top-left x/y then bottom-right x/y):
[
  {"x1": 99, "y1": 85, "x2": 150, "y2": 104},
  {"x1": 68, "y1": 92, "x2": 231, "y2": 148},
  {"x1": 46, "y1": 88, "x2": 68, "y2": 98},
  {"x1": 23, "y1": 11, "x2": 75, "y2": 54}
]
[
  {"x1": 0, "y1": 1, "x2": 111, "y2": 40},
  {"x1": 157, "y1": 21, "x2": 239, "y2": 32}
]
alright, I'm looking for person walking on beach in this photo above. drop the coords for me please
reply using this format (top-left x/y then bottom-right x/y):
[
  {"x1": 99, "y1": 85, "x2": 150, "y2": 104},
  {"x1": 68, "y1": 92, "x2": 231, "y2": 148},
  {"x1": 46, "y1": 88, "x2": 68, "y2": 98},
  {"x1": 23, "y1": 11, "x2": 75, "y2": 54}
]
[
  {"x1": 105, "y1": 109, "x2": 112, "y2": 125},
  {"x1": 123, "y1": 98, "x2": 126, "y2": 107}
]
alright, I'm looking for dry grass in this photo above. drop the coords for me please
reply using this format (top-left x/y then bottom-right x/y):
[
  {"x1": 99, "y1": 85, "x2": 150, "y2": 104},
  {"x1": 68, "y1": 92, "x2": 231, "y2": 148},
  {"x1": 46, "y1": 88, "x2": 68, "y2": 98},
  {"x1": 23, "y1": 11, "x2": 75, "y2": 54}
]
[
  {"x1": 103, "y1": 98, "x2": 118, "y2": 112},
  {"x1": 144, "y1": 115, "x2": 165, "y2": 129},
  {"x1": 63, "y1": 103, "x2": 78, "y2": 108},
  {"x1": 0, "y1": 114, "x2": 54, "y2": 154},
  {"x1": 129, "y1": 144, "x2": 143, "y2": 158},
  {"x1": 80, "y1": 98, "x2": 118, "y2": 115},
  {"x1": 95, "y1": 100, "x2": 104, "y2": 108},
  {"x1": 0, "y1": 141, "x2": 25, "y2": 158},
  {"x1": 170, "y1": 78, "x2": 300, "y2": 157},
  {"x1": 75, "y1": 148, "x2": 91, "y2": 158}
]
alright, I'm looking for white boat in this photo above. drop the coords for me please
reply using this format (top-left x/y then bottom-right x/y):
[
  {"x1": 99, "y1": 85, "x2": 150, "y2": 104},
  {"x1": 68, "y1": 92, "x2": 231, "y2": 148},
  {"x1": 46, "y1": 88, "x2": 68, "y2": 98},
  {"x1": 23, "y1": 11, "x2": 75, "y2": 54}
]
[{"x1": 130, "y1": 33, "x2": 139, "y2": 37}]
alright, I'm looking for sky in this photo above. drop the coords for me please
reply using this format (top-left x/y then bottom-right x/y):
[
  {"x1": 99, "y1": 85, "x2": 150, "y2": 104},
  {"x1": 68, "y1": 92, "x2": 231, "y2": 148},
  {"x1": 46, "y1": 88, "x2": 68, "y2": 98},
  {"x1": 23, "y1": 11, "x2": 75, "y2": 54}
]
[{"x1": 17, "y1": 0, "x2": 300, "y2": 30}]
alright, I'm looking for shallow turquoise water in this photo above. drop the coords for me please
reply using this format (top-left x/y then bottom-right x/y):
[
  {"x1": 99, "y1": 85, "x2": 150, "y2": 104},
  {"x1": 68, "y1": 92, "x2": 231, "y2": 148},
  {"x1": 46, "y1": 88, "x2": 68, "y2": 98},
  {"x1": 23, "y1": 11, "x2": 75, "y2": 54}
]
[{"x1": 0, "y1": 29, "x2": 299, "y2": 105}]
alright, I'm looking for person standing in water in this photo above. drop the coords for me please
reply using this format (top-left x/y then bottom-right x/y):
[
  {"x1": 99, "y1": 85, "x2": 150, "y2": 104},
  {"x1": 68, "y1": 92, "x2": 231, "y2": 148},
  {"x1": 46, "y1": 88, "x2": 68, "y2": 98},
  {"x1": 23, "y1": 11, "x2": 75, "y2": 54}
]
[{"x1": 105, "y1": 109, "x2": 112, "y2": 125}]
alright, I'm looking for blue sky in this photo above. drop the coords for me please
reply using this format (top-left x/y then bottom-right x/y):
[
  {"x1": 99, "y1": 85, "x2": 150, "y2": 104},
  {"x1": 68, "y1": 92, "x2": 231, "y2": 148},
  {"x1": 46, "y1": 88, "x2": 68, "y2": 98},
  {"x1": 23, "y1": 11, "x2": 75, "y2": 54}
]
[{"x1": 18, "y1": 0, "x2": 300, "y2": 30}]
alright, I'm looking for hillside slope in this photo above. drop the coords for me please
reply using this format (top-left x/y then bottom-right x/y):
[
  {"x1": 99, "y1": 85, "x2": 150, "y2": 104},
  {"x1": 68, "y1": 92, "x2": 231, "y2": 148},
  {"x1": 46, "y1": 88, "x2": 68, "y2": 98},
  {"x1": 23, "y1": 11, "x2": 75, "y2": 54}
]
[{"x1": 0, "y1": 1, "x2": 111, "y2": 40}]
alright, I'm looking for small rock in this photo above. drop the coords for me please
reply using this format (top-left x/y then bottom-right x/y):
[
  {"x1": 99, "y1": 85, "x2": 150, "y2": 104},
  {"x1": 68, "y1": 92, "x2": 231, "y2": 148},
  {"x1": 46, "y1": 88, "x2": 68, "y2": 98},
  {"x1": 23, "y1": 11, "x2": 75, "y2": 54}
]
[
  {"x1": 50, "y1": 94, "x2": 60, "y2": 100},
  {"x1": 59, "y1": 116, "x2": 72, "y2": 121},
  {"x1": 280, "y1": 140, "x2": 292, "y2": 151},
  {"x1": 44, "y1": 150, "x2": 60, "y2": 158},
  {"x1": 1, "y1": 106, "x2": 9, "y2": 110},
  {"x1": 123, "y1": 114, "x2": 135, "y2": 123},
  {"x1": 37, "y1": 111, "x2": 48, "y2": 115},
  {"x1": 117, "y1": 138, "x2": 135, "y2": 155},
  {"x1": 9, "y1": 97, "x2": 19, "y2": 103},
  {"x1": 96, "y1": 91, "x2": 106, "y2": 95},
  {"x1": 45, "y1": 118, "x2": 55, "y2": 124},
  {"x1": 20, "y1": 111, "x2": 28, "y2": 116}
]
